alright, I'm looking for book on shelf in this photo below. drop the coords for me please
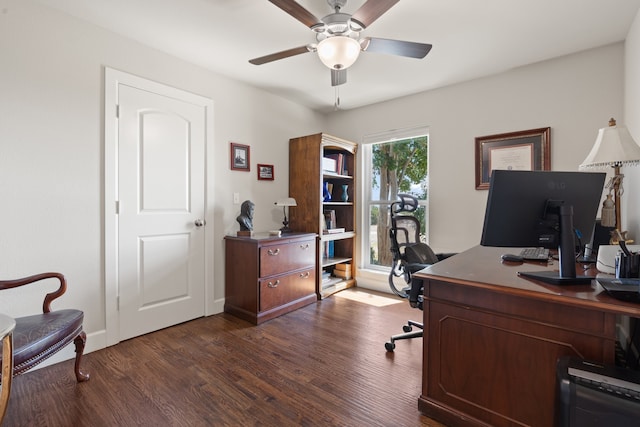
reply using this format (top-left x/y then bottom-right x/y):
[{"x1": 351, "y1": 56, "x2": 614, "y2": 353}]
[
  {"x1": 323, "y1": 209, "x2": 336, "y2": 229},
  {"x1": 321, "y1": 276, "x2": 343, "y2": 289},
  {"x1": 322, "y1": 241, "x2": 335, "y2": 258},
  {"x1": 332, "y1": 269, "x2": 352, "y2": 279},
  {"x1": 323, "y1": 227, "x2": 345, "y2": 234},
  {"x1": 334, "y1": 263, "x2": 351, "y2": 271},
  {"x1": 324, "y1": 153, "x2": 348, "y2": 175}
]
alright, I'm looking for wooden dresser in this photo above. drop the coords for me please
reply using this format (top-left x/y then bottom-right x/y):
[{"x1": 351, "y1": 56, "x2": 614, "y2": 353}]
[{"x1": 224, "y1": 232, "x2": 317, "y2": 324}]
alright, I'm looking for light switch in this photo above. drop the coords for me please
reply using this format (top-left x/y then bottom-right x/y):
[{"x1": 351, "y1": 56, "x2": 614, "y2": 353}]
[{"x1": 233, "y1": 192, "x2": 240, "y2": 204}]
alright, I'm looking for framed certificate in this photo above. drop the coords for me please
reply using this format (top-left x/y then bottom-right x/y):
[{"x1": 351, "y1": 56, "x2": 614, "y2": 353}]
[{"x1": 475, "y1": 127, "x2": 550, "y2": 189}]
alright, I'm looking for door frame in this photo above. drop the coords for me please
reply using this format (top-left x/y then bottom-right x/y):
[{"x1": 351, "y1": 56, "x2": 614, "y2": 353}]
[{"x1": 104, "y1": 67, "x2": 216, "y2": 346}]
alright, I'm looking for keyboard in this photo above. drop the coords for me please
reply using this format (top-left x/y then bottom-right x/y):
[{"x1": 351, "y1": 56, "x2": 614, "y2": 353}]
[{"x1": 519, "y1": 247, "x2": 550, "y2": 261}]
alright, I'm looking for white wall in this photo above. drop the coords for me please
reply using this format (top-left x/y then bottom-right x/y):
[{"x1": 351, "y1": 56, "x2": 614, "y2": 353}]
[
  {"x1": 326, "y1": 44, "x2": 625, "y2": 260},
  {"x1": 0, "y1": 0, "x2": 325, "y2": 354}
]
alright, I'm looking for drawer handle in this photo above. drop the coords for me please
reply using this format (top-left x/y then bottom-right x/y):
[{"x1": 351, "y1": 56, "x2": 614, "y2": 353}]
[
  {"x1": 267, "y1": 280, "x2": 280, "y2": 288},
  {"x1": 300, "y1": 244, "x2": 310, "y2": 250},
  {"x1": 267, "y1": 248, "x2": 280, "y2": 256},
  {"x1": 300, "y1": 272, "x2": 310, "y2": 279}
]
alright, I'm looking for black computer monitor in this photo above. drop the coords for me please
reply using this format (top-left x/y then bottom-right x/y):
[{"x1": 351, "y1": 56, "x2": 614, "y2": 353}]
[{"x1": 481, "y1": 170, "x2": 606, "y2": 285}]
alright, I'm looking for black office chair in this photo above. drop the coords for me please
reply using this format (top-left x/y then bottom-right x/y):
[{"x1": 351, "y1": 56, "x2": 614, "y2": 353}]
[{"x1": 384, "y1": 194, "x2": 453, "y2": 352}]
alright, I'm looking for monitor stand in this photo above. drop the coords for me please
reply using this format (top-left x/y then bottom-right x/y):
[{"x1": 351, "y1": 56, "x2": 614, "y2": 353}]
[
  {"x1": 519, "y1": 204, "x2": 594, "y2": 285},
  {"x1": 517, "y1": 270, "x2": 594, "y2": 285}
]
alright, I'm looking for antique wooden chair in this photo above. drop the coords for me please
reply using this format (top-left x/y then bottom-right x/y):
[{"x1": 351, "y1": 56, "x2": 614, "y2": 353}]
[{"x1": 0, "y1": 272, "x2": 89, "y2": 383}]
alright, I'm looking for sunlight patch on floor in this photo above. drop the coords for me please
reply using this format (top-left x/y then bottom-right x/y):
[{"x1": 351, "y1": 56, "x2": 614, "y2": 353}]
[{"x1": 334, "y1": 289, "x2": 403, "y2": 307}]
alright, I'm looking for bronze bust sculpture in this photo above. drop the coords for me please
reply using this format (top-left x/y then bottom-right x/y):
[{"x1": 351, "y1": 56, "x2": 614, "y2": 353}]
[{"x1": 236, "y1": 200, "x2": 255, "y2": 231}]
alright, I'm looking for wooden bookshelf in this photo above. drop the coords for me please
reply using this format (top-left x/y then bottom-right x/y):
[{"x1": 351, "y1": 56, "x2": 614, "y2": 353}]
[{"x1": 289, "y1": 133, "x2": 357, "y2": 299}]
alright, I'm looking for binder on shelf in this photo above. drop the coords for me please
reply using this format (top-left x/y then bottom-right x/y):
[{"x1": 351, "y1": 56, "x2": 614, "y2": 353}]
[{"x1": 322, "y1": 157, "x2": 337, "y2": 173}]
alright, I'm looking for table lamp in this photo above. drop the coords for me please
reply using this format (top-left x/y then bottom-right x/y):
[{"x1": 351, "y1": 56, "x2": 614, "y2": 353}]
[
  {"x1": 275, "y1": 197, "x2": 297, "y2": 233},
  {"x1": 579, "y1": 118, "x2": 640, "y2": 235}
]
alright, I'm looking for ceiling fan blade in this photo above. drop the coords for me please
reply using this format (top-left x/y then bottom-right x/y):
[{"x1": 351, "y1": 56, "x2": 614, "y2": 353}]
[
  {"x1": 361, "y1": 37, "x2": 432, "y2": 59},
  {"x1": 331, "y1": 69, "x2": 347, "y2": 86},
  {"x1": 249, "y1": 46, "x2": 311, "y2": 65},
  {"x1": 268, "y1": 0, "x2": 322, "y2": 28},
  {"x1": 351, "y1": 0, "x2": 400, "y2": 29}
]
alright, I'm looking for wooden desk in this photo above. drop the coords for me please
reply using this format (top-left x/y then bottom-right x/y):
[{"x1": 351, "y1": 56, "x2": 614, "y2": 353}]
[{"x1": 414, "y1": 245, "x2": 640, "y2": 427}]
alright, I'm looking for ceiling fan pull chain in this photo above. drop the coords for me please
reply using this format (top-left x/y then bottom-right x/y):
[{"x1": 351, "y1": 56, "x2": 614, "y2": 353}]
[{"x1": 334, "y1": 86, "x2": 341, "y2": 110}]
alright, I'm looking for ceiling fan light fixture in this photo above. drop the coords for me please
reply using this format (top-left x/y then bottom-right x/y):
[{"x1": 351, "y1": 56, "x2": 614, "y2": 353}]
[{"x1": 317, "y1": 36, "x2": 361, "y2": 70}]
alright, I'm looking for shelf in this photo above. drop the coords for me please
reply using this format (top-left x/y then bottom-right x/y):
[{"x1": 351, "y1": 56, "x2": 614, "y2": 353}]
[
  {"x1": 323, "y1": 202, "x2": 353, "y2": 206},
  {"x1": 320, "y1": 279, "x2": 354, "y2": 298},
  {"x1": 323, "y1": 172, "x2": 353, "y2": 180},
  {"x1": 321, "y1": 256, "x2": 352, "y2": 268},
  {"x1": 321, "y1": 231, "x2": 355, "y2": 242}
]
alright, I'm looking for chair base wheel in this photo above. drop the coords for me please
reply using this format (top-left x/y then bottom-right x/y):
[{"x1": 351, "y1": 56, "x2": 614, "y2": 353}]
[
  {"x1": 402, "y1": 325, "x2": 413, "y2": 332},
  {"x1": 385, "y1": 341, "x2": 395, "y2": 352}
]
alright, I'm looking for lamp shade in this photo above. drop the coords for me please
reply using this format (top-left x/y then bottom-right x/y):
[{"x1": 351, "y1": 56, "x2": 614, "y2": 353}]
[
  {"x1": 275, "y1": 197, "x2": 297, "y2": 207},
  {"x1": 317, "y1": 36, "x2": 361, "y2": 70},
  {"x1": 580, "y1": 119, "x2": 640, "y2": 169}
]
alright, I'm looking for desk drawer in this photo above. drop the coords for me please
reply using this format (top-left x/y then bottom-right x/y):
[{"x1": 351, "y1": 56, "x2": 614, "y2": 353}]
[
  {"x1": 260, "y1": 269, "x2": 315, "y2": 312},
  {"x1": 260, "y1": 239, "x2": 315, "y2": 277}
]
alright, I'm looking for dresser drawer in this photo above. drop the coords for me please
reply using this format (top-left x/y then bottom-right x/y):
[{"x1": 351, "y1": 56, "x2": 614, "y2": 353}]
[
  {"x1": 260, "y1": 268, "x2": 315, "y2": 312},
  {"x1": 259, "y1": 239, "x2": 315, "y2": 277}
]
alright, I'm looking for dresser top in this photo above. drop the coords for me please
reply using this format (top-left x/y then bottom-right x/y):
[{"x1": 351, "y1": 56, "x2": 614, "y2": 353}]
[{"x1": 224, "y1": 232, "x2": 316, "y2": 243}]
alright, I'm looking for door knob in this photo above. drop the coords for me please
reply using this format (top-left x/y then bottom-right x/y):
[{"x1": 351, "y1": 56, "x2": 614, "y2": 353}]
[{"x1": 194, "y1": 219, "x2": 206, "y2": 227}]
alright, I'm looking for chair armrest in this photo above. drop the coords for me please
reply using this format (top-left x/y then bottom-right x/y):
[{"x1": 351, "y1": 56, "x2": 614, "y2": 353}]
[
  {"x1": 436, "y1": 253, "x2": 457, "y2": 261},
  {"x1": 0, "y1": 272, "x2": 67, "y2": 314}
]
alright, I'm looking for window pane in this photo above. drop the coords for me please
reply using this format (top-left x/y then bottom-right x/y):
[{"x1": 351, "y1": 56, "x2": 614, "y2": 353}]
[
  {"x1": 363, "y1": 134, "x2": 429, "y2": 271},
  {"x1": 369, "y1": 204, "x2": 382, "y2": 266}
]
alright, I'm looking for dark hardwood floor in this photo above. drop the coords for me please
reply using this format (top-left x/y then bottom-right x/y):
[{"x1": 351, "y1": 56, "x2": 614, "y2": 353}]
[{"x1": 3, "y1": 289, "x2": 445, "y2": 427}]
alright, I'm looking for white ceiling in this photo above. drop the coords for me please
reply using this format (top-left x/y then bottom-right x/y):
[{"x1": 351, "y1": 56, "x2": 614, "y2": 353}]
[{"x1": 36, "y1": 0, "x2": 640, "y2": 113}]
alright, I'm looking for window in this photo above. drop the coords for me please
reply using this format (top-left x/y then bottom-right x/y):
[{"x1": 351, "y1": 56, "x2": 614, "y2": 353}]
[{"x1": 362, "y1": 127, "x2": 429, "y2": 271}]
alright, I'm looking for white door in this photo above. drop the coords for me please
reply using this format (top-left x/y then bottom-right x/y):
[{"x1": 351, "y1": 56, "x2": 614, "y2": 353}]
[{"x1": 116, "y1": 83, "x2": 206, "y2": 341}]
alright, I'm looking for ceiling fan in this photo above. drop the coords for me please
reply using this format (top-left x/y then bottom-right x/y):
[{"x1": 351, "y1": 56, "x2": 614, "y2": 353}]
[{"x1": 249, "y1": 0, "x2": 432, "y2": 87}]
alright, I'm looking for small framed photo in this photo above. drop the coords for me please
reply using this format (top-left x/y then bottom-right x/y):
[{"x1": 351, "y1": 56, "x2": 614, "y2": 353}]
[
  {"x1": 230, "y1": 142, "x2": 250, "y2": 171},
  {"x1": 257, "y1": 164, "x2": 274, "y2": 181},
  {"x1": 475, "y1": 127, "x2": 550, "y2": 190}
]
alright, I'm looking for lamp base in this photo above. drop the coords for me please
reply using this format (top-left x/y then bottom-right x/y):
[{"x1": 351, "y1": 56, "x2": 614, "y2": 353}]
[
  {"x1": 281, "y1": 214, "x2": 292, "y2": 233},
  {"x1": 280, "y1": 225, "x2": 292, "y2": 233}
]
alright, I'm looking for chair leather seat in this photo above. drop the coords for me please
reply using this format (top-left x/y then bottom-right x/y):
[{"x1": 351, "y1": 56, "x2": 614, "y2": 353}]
[{"x1": 6, "y1": 310, "x2": 84, "y2": 376}]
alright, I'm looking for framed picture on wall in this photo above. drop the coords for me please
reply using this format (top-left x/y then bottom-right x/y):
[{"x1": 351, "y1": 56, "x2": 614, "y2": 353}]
[
  {"x1": 257, "y1": 164, "x2": 274, "y2": 181},
  {"x1": 475, "y1": 127, "x2": 550, "y2": 190},
  {"x1": 230, "y1": 142, "x2": 250, "y2": 171}
]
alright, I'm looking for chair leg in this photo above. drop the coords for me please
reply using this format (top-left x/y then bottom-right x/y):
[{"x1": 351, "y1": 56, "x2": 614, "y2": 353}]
[
  {"x1": 73, "y1": 332, "x2": 90, "y2": 382},
  {"x1": 0, "y1": 332, "x2": 14, "y2": 425},
  {"x1": 385, "y1": 320, "x2": 424, "y2": 352}
]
